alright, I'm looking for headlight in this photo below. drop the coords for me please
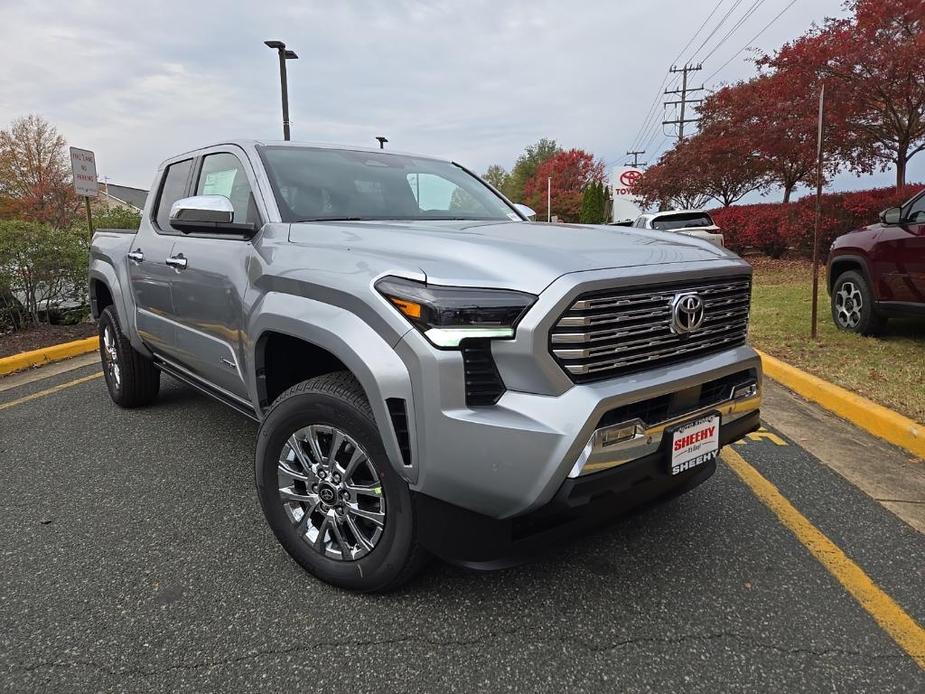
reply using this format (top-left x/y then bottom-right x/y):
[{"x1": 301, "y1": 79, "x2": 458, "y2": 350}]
[{"x1": 375, "y1": 276, "x2": 535, "y2": 348}]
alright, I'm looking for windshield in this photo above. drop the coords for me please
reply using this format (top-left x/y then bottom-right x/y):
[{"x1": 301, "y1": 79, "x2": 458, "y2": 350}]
[
  {"x1": 258, "y1": 146, "x2": 517, "y2": 223},
  {"x1": 651, "y1": 212, "x2": 715, "y2": 231}
]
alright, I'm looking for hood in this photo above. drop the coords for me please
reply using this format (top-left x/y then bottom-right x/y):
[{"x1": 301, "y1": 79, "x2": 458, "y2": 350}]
[{"x1": 287, "y1": 219, "x2": 736, "y2": 294}]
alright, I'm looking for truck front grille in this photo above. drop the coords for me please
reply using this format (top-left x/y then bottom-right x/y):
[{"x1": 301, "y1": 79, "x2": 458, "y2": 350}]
[{"x1": 550, "y1": 276, "x2": 751, "y2": 383}]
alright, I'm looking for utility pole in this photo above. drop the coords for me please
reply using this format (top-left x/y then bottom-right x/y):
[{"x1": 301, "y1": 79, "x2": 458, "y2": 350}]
[
  {"x1": 663, "y1": 63, "x2": 704, "y2": 141},
  {"x1": 810, "y1": 83, "x2": 825, "y2": 340},
  {"x1": 625, "y1": 150, "x2": 646, "y2": 167},
  {"x1": 547, "y1": 177, "x2": 552, "y2": 222}
]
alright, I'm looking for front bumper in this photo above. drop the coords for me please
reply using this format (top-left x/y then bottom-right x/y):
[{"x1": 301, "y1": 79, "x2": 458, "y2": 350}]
[
  {"x1": 397, "y1": 331, "x2": 762, "y2": 520},
  {"x1": 414, "y1": 408, "x2": 759, "y2": 566}
]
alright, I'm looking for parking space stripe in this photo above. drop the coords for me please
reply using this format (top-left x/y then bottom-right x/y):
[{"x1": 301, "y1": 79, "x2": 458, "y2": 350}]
[
  {"x1": 0, "y1": 372, "x2": 102, "y2": 411},
  {"x1": 722, "y1": 447, "x2": 925, "y2": 670}
]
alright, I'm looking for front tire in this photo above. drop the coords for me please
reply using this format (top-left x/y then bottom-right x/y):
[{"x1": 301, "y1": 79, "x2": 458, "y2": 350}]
[
  {"x1": 255, "y1": 372, "x2": 427, "y2": 592},
  {"x1": 98, "y1": 305, "x2": 160, "y2": 407},
  {"x1": 831, "y1": 270, "x2": 885, "y2": 336}
]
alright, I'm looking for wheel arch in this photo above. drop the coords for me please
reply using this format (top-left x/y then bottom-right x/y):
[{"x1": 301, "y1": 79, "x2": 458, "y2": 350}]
[
  {"x1": 249, "y1": 294, "x2": 417, "y2": 482},
  {"x1": 828, "y1": 254, "x2": 873, "y2": 294}
]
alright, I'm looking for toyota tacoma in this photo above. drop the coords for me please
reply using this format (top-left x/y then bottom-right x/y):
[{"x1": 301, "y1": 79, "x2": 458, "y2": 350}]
[{"x1": 89, "y1": 140, "x2": 761, "y2": 591}]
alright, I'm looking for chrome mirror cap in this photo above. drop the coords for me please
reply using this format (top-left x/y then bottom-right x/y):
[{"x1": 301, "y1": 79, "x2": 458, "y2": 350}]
[
  {"x1": 513, "y1": 203, "x2": 536, "y2": 220},
  {"x1": 170, "y1": 195, "x2": 235, "y2": 224}
]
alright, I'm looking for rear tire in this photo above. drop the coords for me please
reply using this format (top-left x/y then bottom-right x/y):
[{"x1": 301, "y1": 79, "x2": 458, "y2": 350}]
[
  {"x1": 255, "y1": 372, "x2": 427, "y2": 592},
  {"x1": 831, "y1": 270, "x2": 885, "y2": 336},
  {"x1": 98, "y1": 306, "x2": 160, "y2": 407}
]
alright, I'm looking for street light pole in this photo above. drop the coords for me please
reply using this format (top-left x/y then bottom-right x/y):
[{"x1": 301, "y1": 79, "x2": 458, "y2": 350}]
[
  {"x1": 264, "y1": 40, "x2": 298, "y2": 141},
  {"x1": 375, "y1": 136, "x2": 388, "y2": 150}
]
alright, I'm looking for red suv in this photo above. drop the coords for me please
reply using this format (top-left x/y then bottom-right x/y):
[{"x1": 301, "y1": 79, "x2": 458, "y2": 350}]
[{"x1": 827, "y1": 189, "x2": 925, "y2": 334}]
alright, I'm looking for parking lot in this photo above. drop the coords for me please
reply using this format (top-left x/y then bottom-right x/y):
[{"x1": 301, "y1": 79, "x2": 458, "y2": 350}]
[{"x1": 1, "y1": 358, "x2": 923, "y2": 692}]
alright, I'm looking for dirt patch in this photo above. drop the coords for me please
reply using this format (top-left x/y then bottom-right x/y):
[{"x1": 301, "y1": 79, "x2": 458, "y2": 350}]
[{"x1": 0, "y1": 322, "x2": 98, "y2": 359}]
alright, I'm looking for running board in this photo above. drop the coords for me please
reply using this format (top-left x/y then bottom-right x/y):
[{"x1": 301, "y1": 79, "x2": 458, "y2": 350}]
[{"x1": 154, "y1": 357, "x2": 258, "y2": 421}]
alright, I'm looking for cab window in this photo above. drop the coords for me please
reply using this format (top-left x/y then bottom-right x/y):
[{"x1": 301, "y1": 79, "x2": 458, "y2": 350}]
[
  {"x1": 905, "y1": 193, "x2": 925, "y2": 223},
  {"x1": 195, "y1": 153, "x2": 261, "y2": 226},
  {"x1": 154, "y1": 159, "x2": 192, "y2": 232}
]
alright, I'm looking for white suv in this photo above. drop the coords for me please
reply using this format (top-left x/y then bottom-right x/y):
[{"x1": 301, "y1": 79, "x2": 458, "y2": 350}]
[{"x1": 633, "y1": 210, "x2": 724, "y2": 247}]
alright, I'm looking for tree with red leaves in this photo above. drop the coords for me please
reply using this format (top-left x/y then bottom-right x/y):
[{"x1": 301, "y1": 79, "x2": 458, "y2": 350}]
[
  {"x1": 765, "y1": 0, "x2": 925, "y2": 188},
  {"x1": 523, "y1": 148, "x2": 605, "y2": 222},
  {"x1": 635, "y1": 129, "x2": 767, "y2": 209},
  {"x1": 0, "y1": 115, "x2": 79, "y2": 228},
  {"x1": 700, "y1": 72, "x2": 838, "y2": 202},
  {"x1": 633, "y1": 143, "x2": 711, "y2": 211}
]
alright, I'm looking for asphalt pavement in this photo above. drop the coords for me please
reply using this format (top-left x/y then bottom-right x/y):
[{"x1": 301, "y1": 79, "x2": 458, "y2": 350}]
[{"x1": 1, "y1": 360, "x2": 923, "y2": 692}]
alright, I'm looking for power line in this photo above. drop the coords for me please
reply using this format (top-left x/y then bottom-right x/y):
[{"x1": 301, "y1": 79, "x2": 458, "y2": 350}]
[
  {"x1": 687, "y1": 0, "x2": 747, "y2": 63},
  {"x1": 627, "y1": 0, "x2": 725, "y2": 153},
  {"x1": 629, "y1": 72, "x2": 679, "y2": 153},
  {"x1": 701, "y1": 0, "x2": 769, "y2": 63},
  {"x1": 704, "y1": 0, "x2": 800, "y2": 83},
  {"x1": 631, "y1": 74, "x2": 680, "y2": 153}
]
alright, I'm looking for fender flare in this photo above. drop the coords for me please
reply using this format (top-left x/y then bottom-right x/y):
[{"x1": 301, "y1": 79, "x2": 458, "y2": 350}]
[
  {"x1": 828, "y1": 253, "x2": 873, "y2": 294},
  {"x1": 249, "y1": 292, "x2": 417, "y2": 482}
]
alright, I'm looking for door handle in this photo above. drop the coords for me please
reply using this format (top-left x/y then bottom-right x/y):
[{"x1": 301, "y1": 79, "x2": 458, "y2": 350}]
[
  {"x1": 127, "y1": 250, "x2": 144, "y2": 263},
  {"x1": 166, "y1": 254, "x2": 188, "y2": 270}
]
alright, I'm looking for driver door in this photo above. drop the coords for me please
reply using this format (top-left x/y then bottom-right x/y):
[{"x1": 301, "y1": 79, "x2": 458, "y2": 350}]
[{"x1": 873, "y1": 192, "x2": 925, "y2": 303}]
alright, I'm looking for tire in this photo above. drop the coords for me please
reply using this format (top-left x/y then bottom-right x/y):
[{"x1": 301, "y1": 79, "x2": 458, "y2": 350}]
[
  {"x1": 98, "y1": 305, "x2": 160, "y2": 407},
  {"x1": 255, "y1": 372, "x2": 427, "y2": 592},
  {"x1": 830, "y1": 270, "x2": 885, "y2": 336}
]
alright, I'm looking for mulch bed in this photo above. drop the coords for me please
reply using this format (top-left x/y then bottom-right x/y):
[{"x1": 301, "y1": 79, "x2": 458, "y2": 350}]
[{"x1": 0, "y1": 322, "x2": 98, "y2": 359}]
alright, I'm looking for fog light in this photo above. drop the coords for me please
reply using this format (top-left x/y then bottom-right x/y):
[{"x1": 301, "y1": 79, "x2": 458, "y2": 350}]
[
  {"x1": 599, "y1": 423, "x2": 641, "y2": 448},
  {"x1": 732, "y1": 382, "x2": 758, "y2": 400}
]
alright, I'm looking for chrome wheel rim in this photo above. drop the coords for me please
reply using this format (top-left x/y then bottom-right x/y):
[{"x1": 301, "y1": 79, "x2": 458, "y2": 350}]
[
  {"x1": 102, "y1": 325, "x2": 121, "y2": 388},
  {"x1": 835, "y1": 281, "x2": 863, "y2": 329},
  {"x1": 277, "y1": 425, "x2": 385, "y2": 561}
]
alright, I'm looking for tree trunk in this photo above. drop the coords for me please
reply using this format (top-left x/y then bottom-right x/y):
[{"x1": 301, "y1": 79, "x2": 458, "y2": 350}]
[
  {"x1": 782, "y1": 183, "x2": 794, "y2": 203},
  {"x1": 896, "y1": 143, "x2": 908, "y2": 189}
]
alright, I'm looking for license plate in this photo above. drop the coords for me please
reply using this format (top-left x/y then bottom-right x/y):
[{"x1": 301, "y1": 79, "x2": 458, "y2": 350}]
[{"x1": 669, "y1": 414, "x2": 720, "y2": 475}]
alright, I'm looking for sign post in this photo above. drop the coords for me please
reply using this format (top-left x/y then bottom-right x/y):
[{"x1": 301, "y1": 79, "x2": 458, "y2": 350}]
[
  {"x1": 69, "y1": 147, "x2": 98, "y2": 235},
  {"x1": 810, "y1": 85, "x2": 825, "y2": 340}
]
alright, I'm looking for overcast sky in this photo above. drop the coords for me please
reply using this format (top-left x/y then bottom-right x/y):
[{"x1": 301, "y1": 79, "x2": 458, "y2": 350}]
[{"x1": 1, "y1": 0, "x2": 919, "y2": 199}]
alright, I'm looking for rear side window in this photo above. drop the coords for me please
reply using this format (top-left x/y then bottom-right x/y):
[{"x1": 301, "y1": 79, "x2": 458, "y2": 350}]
[
  {"x1": 195, "y1": 153, "x2": 261, "y2": 225},
  {"x1": 154, "y1": 159, "x2": 192, "y2": 232},
  {"x1": 651, "y1": 213, "x2": 714, "y2": 231}
]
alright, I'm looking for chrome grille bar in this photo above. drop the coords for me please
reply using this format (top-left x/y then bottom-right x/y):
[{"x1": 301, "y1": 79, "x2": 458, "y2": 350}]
[{"x1": 550, "y1": 276, "x2": 751, "y2": 382}]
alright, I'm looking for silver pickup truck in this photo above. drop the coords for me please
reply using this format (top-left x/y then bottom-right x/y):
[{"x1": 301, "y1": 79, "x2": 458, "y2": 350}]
[{"x1": 89, "y1": 140, "x2": 761, "y2": 591}]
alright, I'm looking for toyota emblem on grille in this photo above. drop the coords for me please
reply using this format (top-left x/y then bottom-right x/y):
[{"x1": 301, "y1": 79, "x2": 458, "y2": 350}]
[{"x1": 671, "y1": 292, "x2": 705, "y2": 334}]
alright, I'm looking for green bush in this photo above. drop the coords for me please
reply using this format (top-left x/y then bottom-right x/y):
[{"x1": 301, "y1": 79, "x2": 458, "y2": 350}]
[
  {"x1": 0, "y1": 219, "x2": 89, "y2": 326},
  {"x1": 92, "y1": 206, "x2": 141, "y2": 231}
]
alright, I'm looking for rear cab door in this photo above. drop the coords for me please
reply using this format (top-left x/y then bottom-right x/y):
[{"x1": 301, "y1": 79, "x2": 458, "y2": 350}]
[{"x1": 128, "y1": 158, "x2": 193, "y2": 355}]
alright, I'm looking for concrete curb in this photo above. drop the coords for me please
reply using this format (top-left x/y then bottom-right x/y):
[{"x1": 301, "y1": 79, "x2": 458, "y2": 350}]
[
  {"x1": 758, "y1": 349, "x2": 925, "y2": 459},
  {"x1": 0, "y1": 336, "x2": 99, "y2": 377}
]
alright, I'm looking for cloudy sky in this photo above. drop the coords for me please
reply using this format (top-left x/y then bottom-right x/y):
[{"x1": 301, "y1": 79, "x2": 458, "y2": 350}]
[{"x1": 2, "y1": 0, "x2": 918, "y2": 199}]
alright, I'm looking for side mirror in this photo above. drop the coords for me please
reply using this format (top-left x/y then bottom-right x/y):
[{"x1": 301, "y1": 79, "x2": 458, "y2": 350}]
[
  {"x1": 879, "y1": 207, "x2": 902, "y2": 225},
  {"x1": 169, "y1": 195, "x2": 255, "y2": 234},
  {"x1": 513, "y1": 203, "x2": 536, "y2": 220}
]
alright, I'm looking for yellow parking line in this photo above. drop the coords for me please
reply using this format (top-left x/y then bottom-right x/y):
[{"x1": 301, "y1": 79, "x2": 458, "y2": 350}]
[
  {"x1": 0, "y1": 372, "x2": 103, "y2": 412},
  {"x1": 722, "y1": 447, "x2": 925, "y2": 670}
]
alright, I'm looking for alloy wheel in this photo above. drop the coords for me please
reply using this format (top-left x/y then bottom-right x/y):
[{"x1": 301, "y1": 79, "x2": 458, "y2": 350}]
[
  {"x1": 277, "y1": 425, "x2": 386, "y2": 561},
  {"x1": 834, "y1": 281, "x2": 863, "y2": 329},
  {"x1": 102, "y1": 325, "x2": 121, "y2": 388}
]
